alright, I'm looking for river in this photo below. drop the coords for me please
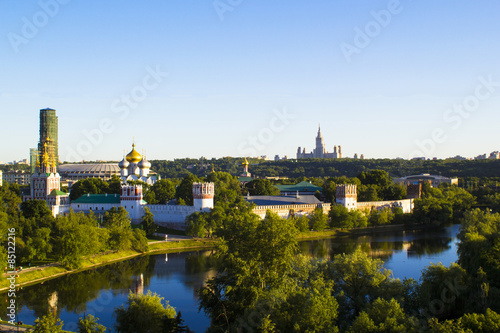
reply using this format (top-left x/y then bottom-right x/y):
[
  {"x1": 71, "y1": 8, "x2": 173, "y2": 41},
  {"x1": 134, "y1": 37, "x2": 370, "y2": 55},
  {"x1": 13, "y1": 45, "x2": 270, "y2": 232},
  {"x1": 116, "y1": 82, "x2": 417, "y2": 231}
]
[{"x1": 1, "y1": 224, "x2": 460, "y2": 332}]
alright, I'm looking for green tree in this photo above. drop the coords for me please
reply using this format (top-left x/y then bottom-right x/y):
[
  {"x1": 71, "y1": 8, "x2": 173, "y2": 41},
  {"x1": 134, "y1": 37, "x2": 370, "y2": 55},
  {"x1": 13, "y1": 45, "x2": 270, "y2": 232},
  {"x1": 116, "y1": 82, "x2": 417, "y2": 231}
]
[
  {"x1": 368, "y1": 208, "x2": 394, "y2": 226},
  {"x1": 141, "y1": 207, "x2": 157, "y2": 237},
  {"x1": 198, "y1": 211, "x2": 298, "y2": 330},
  {"x1": 33, "y1": 313, "x2": 64, "y2": 333},
  {"x1": 69, "y1": 178, "x2": 111, "y2": 200},
  {"x1": 348, "y1": 298, "x2": 417, "y2": 333},
  {"x1": 77, "y1": 314, "x2": 107, "y2": 333},
  {"x1": 206, "y1": 171, "x2": 242, "y2": 207},
  {"x1": 358, "y1": 184, "x2": 379, "y2": 202},
  {"x1": 185, "y1": 212, "x2": 209, "y2": 238},
  {"x1": 102, "y1": 207, "x2": 130, "y2": 229},
  {"x1": 114, "y1": 291, "x2": 177, "y2": 333},
  {"x1": 175, "y1": 173, "x2": 199, "y2": 205},
  {"x1": 131, "y1": 228, "x2": 149, "y2": 253},
  {"x1": 149, "y1": 179, "x2": 176, "y2": 204},
  {"x1": 244, "y1": 179, "x2": 280, "y2": 196},
  {"x1": 108, "y1": 175, "x2": 122, "y2": 194},
  {"x1": 53, "y1": 210, "x2": 107, "y2": 268},
  {"x1": 418, "y1": 263, "x2": 473, "y2": 320},
  {"x1": 25, "y1": 227, "x2": 52, "y2": 261},
  {"x1": 20, "y1": 199, "x2": 54, "y2": 223},
  {"x1": 358, "y1": 170, "x2": 393, "y2": 188},
  {"x1": 329, "y1": 204, "x2": 353, "y2": 228},
  {"x1": 309, "y1": 207, "x2": 328, "y2": 231},
  {"x1": 323, "y1": 248, "x2": 396, "y2": 320}
]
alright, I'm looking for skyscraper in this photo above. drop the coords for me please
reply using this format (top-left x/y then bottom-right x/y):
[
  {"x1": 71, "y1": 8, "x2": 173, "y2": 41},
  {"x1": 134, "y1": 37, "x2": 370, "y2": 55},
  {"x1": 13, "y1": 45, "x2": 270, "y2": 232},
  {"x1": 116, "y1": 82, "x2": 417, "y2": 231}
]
[
  {"x1": 38, "y1": 108, "x2": 58, "y2": 168},
  {"x1": 29, "y1": 148, "x2": 38, "y2": 173}
]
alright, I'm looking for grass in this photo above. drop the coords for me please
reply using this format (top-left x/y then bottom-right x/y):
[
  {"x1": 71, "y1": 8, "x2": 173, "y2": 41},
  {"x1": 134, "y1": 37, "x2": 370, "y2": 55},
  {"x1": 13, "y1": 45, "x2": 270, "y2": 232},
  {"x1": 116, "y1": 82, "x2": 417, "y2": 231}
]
[{"x1": 297, "y1": 229, "x2": 339, "y2": 240}]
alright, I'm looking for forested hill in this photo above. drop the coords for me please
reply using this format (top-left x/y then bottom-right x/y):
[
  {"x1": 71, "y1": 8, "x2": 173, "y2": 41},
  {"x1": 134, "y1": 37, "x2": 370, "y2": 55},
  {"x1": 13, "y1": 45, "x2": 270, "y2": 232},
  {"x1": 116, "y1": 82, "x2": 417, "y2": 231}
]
[{"x1": 150, "y1": 158, "x2": 500, "y2": 180}]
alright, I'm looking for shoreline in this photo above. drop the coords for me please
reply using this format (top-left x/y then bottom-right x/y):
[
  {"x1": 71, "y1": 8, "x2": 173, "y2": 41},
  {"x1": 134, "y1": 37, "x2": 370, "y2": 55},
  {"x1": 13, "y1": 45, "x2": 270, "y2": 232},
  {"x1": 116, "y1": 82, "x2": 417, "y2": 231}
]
[
  {"x1": 1, "y1": 223, "x2": 446, "y2": 291},
  {"x1": 0, "y1": 239, "x2": 215, "y2": 292}
]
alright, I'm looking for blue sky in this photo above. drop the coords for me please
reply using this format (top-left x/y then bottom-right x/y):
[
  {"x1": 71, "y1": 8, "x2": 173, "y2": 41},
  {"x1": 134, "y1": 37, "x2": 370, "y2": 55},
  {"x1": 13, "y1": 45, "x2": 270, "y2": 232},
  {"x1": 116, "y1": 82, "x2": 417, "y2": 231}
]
[{"x1": 1, "y1": 0, "x2": 499, "y2": 163}]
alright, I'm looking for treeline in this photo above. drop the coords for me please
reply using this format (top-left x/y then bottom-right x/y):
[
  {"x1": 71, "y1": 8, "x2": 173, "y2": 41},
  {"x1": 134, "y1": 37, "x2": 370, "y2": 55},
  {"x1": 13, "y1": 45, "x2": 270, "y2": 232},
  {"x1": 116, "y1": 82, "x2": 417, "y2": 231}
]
[
  {"x1": 197, "y1": 207, "x2": 500, "y2": 332},
  {"x1": 0, "y1": 182, "x2": 148, "y2": 270},
  {"x1": 148, "y1": 157, "x2": 500, "y2": 180}
]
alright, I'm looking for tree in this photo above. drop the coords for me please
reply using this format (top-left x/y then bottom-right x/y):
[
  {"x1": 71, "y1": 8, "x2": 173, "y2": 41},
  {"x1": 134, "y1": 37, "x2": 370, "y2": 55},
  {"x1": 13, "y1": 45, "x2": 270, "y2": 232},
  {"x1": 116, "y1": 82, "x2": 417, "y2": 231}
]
[
  {"x1": 244, "y1": 179, "x2": 280, "y2": 196},
  {"x1": 108, "y1": 175, "x2": 122, "y2": 194},
  {"x1": 198, "y1": 211, "x2": 298, "y2": 330},
  {"x1": 358, "y1": 170, "x2": 393, "y2": 188},
  {"x1": 131, "y1": 228, "x2": 149, "y2": 253},
  {"x1": 53, "y1": 210, "x2": 107, "y2": 268},
  {"x1": 175, "y1": 173, "x2": 199, "y2": 205},
  {"x1": 309, "y1": 207, "x2": 328, "y2": 231},
  {"x1": 114, "y1": 291, "x2": 177, "y2": 333},
  {"x1": 185, "y1": 212, "x2": 209, "y2": 238},
  {"x1": 418, "y1": 263, "x2": 473, "y2": 320},
  {"x1": 69, "y1": 178, "x2": 111, "y2": 200},
  {"x1": 206, "y1": 171, "x2": 242, "y2": 206},
  {"x1": 102, "y1": 207, "x2": 130, "y2": 229},
  {"x1": 20, "y1": 199, "x2": 54, "y2": 223},
  {"x1": 33, "y1": 313, "x2": 64, "y2": 333},
  {"x1": 358, "y1": 184, "x2": 379, "y2": 202},
  {"x1": 141, "y1": 207, "x2": 157, "y2": 237},
  {"x1": 329, "y1": 204, "x2": 353, "y2": 228},
  {"x1": 77, "y1": 314, "x2": 107, "y2": 333},
  {"x1": 149, "y1": 179, "x2": 176, "y2": 204},
  {"x1": 368, "y1": 208, "x2": 394, "y2": 226},
  {"x1": 348, "y1": 298, "x2": 417, "y2": 333},
  {"x1": 324, "y1": 248, "x2": 395, "y2": 319}
]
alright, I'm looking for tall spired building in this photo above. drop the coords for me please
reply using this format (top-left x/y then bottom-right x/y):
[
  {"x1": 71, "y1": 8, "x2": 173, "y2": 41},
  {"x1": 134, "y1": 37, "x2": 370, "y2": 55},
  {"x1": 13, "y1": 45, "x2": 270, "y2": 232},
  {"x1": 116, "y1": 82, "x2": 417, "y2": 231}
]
[
  {"x1": 24, "y1": 108, "x2": 69, "y2": 216},
  {"x1": 38, "y1": 108, "x2": 58, "y2": 168},
  {"x1": 296, "y1": 125, "x2": 342, "y2": 159}
]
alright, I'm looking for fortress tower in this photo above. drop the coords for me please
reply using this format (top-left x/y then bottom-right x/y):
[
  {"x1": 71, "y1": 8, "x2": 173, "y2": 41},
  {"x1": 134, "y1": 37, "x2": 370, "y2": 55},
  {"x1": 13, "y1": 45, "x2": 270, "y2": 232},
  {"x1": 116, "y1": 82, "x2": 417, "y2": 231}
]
[
  {"x1": 336, "y1": 184, "x2": 358, "y2": 210},
  {"x1": 121, "y1": 184, "x2": 144, "y2": 221},
  {"x1": 193, "y1": 182, "x2": 215, "y2": 211}
]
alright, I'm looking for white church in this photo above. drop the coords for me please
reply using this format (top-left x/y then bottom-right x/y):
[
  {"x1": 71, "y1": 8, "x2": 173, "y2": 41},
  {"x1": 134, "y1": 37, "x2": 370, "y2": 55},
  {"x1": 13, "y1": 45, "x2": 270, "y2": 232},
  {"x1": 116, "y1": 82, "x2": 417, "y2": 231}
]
[{"x1": 24, "y1": 141, "x2": 214, "y2": 228}]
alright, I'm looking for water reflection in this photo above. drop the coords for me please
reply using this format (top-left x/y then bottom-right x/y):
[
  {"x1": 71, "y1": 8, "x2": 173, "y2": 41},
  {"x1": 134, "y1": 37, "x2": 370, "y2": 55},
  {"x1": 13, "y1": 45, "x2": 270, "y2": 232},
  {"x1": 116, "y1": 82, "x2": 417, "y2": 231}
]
[
  {"x1": 0, "y1": 250, "x2": 216, "y2": 331},
  {"x1": 0, "y1": 225, "x2": 459, "y2": 331},
  {"x1": 299, "y1": 225, "x2": 457, "y2": 265}
]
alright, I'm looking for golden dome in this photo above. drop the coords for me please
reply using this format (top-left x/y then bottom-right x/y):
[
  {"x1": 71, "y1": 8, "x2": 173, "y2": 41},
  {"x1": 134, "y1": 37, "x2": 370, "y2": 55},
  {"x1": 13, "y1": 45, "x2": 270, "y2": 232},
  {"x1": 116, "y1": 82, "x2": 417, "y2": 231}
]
[
  {"x1": 242, "y1": 157, "x2": 249, "y2": 166},
  {"x1": 126, "y1": 143, "x2": 142, "y2": 163}
]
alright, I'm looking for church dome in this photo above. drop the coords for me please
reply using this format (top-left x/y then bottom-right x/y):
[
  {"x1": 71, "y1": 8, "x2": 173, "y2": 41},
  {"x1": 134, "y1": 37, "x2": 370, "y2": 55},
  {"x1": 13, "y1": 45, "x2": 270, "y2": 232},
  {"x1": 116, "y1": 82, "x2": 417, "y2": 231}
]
[
  {"x1": 138, "y1": 156, "x2": 151, "y2": 169},
  {"x1": 126, "y1": 143, "x2": 142, "y2": 163},
  {"x1": 118, "y1": 157, "x2": 129, "y2": 169}
]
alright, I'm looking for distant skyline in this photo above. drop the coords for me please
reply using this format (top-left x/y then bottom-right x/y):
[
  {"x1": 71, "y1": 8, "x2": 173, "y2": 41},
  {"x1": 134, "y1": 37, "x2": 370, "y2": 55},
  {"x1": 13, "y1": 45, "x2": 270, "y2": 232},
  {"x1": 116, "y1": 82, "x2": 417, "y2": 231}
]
[{"x1": 1, "y1": 1, "x2": 499, "y2": 162}]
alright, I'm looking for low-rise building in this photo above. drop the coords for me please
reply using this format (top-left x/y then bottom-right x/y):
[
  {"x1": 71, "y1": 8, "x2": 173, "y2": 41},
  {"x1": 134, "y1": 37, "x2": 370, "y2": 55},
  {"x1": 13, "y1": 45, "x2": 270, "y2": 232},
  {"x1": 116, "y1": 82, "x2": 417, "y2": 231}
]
[
  {"x1": 336, "y1": 184, "x2": 414, "y2": 213},
  {"x1": 393, "y1": 174, "x2": 458, "y2": 187},
  {"x1": 2, "y1": 170, "x2": 31, "y2": 185}
]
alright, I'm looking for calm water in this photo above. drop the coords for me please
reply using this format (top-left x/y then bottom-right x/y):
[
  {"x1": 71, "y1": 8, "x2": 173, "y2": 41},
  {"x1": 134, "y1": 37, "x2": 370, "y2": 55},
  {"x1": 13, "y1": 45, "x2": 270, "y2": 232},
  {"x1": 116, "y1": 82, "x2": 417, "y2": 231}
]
[{"x1": 1, "y1": 224, "x2": 460, "y2": 332}]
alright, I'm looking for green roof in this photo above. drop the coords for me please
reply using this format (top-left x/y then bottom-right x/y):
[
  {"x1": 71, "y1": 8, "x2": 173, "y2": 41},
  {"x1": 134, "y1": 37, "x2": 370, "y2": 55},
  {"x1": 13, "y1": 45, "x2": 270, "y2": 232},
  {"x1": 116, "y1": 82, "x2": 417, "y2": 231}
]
[
  {"x1": 275, "y1": 181, "x2": 322, "y2": 193},
  {"x1": 237, "y1": 176, "x2": 253, "y2": 182},
  {"x1": 72, "y1": 194, "x2": 121, "y2": 204},
  {"x1": 48, "y1": 189, "x2": 68, "y2": 196}
]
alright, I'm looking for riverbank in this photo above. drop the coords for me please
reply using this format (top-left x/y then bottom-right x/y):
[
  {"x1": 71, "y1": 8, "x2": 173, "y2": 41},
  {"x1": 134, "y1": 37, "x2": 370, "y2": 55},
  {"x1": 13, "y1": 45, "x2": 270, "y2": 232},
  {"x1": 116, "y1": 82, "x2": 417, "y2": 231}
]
[
  {"x1": 1, "y1": 223, "x2": 437, "y2": 291},
  {"x1": 0, "y1": 238, "x2": 215, "y2": 291}
]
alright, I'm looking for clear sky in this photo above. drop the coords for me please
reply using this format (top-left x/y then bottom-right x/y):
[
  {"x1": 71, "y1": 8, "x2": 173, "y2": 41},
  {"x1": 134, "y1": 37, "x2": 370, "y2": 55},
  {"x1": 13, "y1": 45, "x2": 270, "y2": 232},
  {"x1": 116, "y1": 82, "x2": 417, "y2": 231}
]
[{"x1": 1, "y1": 0, "x2": 499, "y2": 163}]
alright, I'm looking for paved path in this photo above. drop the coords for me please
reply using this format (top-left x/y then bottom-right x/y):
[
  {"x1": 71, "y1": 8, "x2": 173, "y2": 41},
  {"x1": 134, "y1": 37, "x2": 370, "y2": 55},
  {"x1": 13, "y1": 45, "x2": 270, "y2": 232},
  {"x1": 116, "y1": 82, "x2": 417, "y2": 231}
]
[
  {"x1": 148, "y1": 233, "x2": 193, "y2": 244},
  {"x1": 0, "y1": 323, "x2": 32, "y2": 332}
]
